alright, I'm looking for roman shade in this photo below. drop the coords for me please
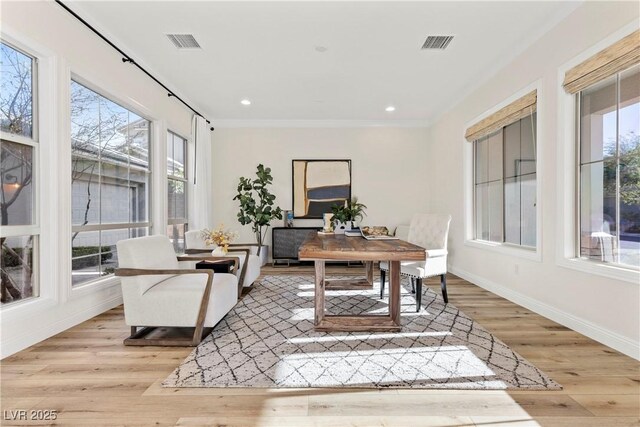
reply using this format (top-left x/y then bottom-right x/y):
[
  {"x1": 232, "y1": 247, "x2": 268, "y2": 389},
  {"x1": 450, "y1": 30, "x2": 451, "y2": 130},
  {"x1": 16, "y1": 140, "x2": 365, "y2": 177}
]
[
  {"x1": 563, "y1": 30, "x2": 640, "y2": 94},
  {"x1": 465, "y1": 90, "x2": 537, "y2": 142}
]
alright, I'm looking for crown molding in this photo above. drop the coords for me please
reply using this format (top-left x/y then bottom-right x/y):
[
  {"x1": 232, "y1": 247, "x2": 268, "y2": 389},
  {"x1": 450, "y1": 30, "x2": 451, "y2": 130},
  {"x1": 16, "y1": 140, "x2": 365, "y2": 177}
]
[{"x1": 211, "y1": 119, "x2": 431, "y2": 129}]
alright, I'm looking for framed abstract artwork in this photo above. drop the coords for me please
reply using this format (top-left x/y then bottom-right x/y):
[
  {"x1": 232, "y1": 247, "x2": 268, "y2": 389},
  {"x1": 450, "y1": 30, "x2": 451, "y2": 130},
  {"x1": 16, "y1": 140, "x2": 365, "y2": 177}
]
[{"x1": 292, "y1": 159, "x2": 352, "y2": 219}]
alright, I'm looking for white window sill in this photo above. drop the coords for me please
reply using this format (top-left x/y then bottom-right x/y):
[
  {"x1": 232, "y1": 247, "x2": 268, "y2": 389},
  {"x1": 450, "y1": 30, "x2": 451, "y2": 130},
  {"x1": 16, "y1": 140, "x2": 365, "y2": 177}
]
[
  {"x1": 557, "y1": 257, "x2": 640, "y2": 284},
  {"x1": 0, "y1": 297, "x2": 58, "y2": 321},
  {"x1": 70, "y1": 275, "x2": 121, "y2": 299},
  {"x1": 464, "y1": 239, "x2": 542, "y2": 262}
]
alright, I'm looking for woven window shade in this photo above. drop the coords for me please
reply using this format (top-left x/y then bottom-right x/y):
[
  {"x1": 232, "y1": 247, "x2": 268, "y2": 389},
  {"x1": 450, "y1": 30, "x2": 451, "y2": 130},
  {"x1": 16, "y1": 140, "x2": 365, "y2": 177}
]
[
  {"x1": 465, "y1": 90, "x2": 537, "y2": 142},
  {"x1": 563, "y1": 30, "x2": 640, "y2": 94}
]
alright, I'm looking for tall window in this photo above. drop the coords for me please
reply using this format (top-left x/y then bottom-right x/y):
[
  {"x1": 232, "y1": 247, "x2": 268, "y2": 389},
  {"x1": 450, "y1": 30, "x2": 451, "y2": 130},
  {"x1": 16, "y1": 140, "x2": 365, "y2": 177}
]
[
  {"x1": 167, "y1": 131, "x2": 187, "y2": 253},
  {"x1": 577, "y1": 64, "x2": 639, "y2": 268},
  {"x1": 0, "y1": 42, "x2": 38, "y2": 305},
  {"x1": 473, "y1": 113, "x2": 537, "y2": 247},
  {"x1": 70, "y1": 80, "x2": 150, "y2": 286}
]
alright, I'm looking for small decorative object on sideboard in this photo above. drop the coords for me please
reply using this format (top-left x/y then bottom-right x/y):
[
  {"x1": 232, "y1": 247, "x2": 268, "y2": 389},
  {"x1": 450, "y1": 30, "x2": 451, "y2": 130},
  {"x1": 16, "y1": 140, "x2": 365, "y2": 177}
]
[
  {"x1": 201, "y1": 225, "x2": 239, "y2": 255},
  {"x1": 361, "y1": 226, "x2": 398, "y2": 240},
  {"x1": 322, "y1": 213, "x2": 334, "y2": 233},
  {"x1": 284, "y1": 210, "x2": 294, "y2": 228},
  {"x1": 331, "y1": 197, "x2": 367, "y2": 235}
]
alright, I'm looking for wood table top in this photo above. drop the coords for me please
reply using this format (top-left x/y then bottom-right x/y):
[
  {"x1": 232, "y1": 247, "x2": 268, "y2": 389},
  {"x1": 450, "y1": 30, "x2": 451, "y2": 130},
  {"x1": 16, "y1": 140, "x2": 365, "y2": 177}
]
[{"x1": 298, "y1": 232, "x2": 426, "y2": 261}]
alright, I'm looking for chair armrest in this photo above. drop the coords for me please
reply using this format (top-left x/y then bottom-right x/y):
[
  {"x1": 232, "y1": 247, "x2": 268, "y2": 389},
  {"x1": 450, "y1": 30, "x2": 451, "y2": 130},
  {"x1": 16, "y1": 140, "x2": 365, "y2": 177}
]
[
  {"x1": 116, "y1": 267, "x2": 215, "y2": 343},
  {"x1": 426, "y1": 249, "x2": 448, "y2": 258},
  {"x1": 115, "y1": 268, "x2": 213, "y2": 277},
  {"x1": 228, "y1": 243, "x2": 260, "y2": 255},
  {"x1": 184, "y1": 249, "x2": 213, "y2": 255}
]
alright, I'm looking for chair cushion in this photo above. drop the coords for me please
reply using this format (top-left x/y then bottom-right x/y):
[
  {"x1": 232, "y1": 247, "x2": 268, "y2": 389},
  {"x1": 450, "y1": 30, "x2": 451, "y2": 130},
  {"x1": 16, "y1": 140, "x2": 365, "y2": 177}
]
[
  {"x1": 380, "y1": 257, "x2": 447, "y2": 279},
  {"x1": 116, "y1": 235, "x2": 180, "y2": 294},
  {"x1": 122, "y1": 272, "x2": 237, "y2": 328}
]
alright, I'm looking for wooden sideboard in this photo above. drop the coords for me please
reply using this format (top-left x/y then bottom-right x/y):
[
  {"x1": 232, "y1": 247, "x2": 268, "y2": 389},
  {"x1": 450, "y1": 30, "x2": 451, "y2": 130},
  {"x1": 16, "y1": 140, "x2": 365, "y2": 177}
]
[{"x1": 272, "y1": 227, "x2": 320, "y2": 265}]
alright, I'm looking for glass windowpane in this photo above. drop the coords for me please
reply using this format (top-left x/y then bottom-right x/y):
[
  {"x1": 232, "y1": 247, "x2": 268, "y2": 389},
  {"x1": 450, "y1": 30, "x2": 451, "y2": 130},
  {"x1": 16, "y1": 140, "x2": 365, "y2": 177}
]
[
  {"x1": 520, "y1": 113, "x2": 537, "y2": 176},
  {"x1": 71, "y1": 81, "x2": 150, "y2": 285},
  {"x1": 487, "y1": 129, "x2": 503, "y2": 182},
  {"x1": 166, "y1": 132, "x2": 174, "y2": 175},
  {"x1": 488, "y1": 180, "x2": 502, "y2": 242},
  {"x1": 0, "y1": 43, "x2": 33, "y2": 138},
  {"x1": 1, "y1": 140, "x2": 33, "y2": 225},
  {"x1": 72, "y1": 231, "x2": 101, "y2": 286},
  {"x1": 475, "y1": 136, "x2": 488, "y2": 184},
  {"x1": 580, "y1": 74, "x2": 617, "y2": 164},
  {"x1": 504, "y1": 176, "x2": 520, "y2": 244},
  {"x1": 1, "y1": 235, "x2": 35, "y2": 304},
  {"x1": 167, "y1": 223, "x2": 187, "y2": 254},
  {"x1": 521, "y1": 173, "x2": 537, "y2": 247},
  {"x1": 173, "y1": 136, "x2": 185, "y2": 178},
  {"x1": 475, "y1": 183, "x2": 488, "y2": 240},
  {"x1": 580, "y1": 160, "x2": 617, "y2": 262},
  {"x1": 100, "y1": 162, "x2": 130, "y2": 223},
  {"x1": 504, "y1": 121, "x2": 520, "y2": 179}
]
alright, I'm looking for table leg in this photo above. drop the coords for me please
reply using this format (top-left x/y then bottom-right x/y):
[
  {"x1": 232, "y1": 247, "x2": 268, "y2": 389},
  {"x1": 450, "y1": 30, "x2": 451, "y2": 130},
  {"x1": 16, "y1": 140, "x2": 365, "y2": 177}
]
[
  {"x1": 314, "y1": 260, "x2": 326, "y2": 326},
  {"x1": 365, "y1": 261, "x2": 374, "y2": 286},
  {"x1": 389, "y1": 260, "x2": 401, "y2": 327}
]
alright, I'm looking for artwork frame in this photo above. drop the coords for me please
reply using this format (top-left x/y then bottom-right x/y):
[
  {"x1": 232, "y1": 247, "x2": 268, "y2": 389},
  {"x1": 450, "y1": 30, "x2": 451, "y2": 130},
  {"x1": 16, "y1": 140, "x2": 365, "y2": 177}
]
[{"x1": 292, "y1": 159, "x2": 352, "y2": 219}]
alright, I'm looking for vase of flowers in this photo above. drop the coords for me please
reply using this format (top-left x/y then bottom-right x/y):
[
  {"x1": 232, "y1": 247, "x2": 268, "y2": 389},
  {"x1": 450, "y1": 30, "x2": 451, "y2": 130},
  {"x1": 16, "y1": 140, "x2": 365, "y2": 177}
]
[{"x1": 201, "y1": 225, "x2": 238, "y2": 256}]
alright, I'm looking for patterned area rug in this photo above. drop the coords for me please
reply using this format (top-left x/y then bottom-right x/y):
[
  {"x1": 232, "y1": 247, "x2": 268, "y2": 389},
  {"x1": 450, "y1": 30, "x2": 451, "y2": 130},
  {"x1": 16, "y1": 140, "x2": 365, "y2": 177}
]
[{"x1": 163, "y1": 275, "x2": 561, "y2": 390}]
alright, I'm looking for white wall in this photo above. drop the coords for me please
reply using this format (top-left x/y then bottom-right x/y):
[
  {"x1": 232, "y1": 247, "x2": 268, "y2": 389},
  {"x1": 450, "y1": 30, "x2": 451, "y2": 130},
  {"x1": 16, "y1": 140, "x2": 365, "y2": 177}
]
[
  {"x1": 1, "y1": 1, "x2": 194, "y2": 358},
  {"x1": 425, "y1": 1, "x2": 640, "y2": 359},
  {"x1": 211, "y1": 127, "x2": 429, "y2": 248}
]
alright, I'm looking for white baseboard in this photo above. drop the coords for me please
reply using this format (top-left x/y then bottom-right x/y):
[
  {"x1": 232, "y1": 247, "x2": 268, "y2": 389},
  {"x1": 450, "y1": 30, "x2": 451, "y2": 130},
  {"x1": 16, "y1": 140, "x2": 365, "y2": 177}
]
[
  {"x1": 1, "y1": 295, "x2": 123, "y2": 359},
  {"x1": 449, "y1": 265, "x2": 640, "y2": 361}
]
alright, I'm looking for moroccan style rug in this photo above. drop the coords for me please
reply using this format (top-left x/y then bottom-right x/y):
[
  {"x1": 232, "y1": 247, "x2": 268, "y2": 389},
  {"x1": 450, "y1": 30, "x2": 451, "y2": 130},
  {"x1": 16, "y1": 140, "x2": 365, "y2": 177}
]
[{"x1": 163, "y1": 275, "x2": 561, "y2": 390}]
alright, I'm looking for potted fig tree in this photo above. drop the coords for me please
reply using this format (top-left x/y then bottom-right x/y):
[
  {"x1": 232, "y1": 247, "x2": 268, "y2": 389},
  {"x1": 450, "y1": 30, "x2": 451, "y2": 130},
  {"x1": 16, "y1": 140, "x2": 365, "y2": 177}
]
[
  {"x1": 331, "y1": 197, "x2": 367, "y2": 234},
  {"x1": 234, "y1": 164, "x2": 283, "y2": 265}
]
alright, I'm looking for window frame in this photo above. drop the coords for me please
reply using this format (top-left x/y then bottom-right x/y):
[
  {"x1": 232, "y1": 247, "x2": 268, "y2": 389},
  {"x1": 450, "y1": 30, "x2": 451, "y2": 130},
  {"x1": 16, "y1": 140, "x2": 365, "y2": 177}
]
[
  {"x1": 166, "y1": 130, "x2": 188, "y2": 254},
  {"x1": 556, "y1": 22, "x2": 640, "y2": 283},
  {"x1": 573, "y1": 67, "x2": 639, "y2": 271},
  {"x1": 69, "y1": 77, "x2": 153, "y2": 288},
  {"x1": 464, "y1": 81, "x2": 543, "y2": 262},
  {"x1": 0, "y1": 39, "x2": 41, "y2": 307},
  {"x1": 166, "y1": 130, "x2": 188, "y2": 226}
]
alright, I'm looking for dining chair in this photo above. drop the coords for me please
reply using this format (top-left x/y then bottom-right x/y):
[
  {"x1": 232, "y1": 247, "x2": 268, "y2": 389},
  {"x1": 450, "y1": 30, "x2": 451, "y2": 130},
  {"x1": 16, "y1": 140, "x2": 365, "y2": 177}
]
[{"x1": 380, "y1": 213, "x2": 452, "y2": 311}]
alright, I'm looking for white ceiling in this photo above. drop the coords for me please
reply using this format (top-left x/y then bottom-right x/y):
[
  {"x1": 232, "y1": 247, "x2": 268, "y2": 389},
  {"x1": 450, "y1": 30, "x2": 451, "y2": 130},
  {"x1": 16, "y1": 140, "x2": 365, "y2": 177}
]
[{"x1": 70, "y1": 1, "x2": 580, "y2": 125}]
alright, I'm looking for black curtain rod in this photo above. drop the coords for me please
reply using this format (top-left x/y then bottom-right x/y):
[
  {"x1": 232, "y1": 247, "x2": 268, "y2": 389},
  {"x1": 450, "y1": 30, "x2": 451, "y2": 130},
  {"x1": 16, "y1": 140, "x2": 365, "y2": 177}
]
[{"x1": 55, "y1": 0, "x2": 214, "y2": 131}]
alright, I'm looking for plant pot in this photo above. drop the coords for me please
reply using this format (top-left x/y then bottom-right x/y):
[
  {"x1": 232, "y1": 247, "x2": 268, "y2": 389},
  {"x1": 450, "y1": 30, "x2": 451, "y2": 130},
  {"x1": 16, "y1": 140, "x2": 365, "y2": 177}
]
[
  {"x1": 334, "y1": 221, "x2": 352, "y2": 235},
  {"x1": 257, "y1": 245, "x2": 269, "y2": 266}
]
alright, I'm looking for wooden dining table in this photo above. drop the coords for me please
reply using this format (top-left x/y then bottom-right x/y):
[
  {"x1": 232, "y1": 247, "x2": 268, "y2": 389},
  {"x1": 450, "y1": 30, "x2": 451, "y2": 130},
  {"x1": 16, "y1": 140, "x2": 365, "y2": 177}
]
[{"x1": 298, "y1": 232, "x2": 426, "y2": 332}]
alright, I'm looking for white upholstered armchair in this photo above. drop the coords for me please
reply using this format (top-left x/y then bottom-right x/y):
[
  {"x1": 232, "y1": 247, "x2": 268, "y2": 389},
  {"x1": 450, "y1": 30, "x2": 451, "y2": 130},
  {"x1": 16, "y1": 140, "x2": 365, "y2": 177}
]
[
  {"x1": 184, "y1": 230, "x2": 261, "y2": 296},
  {"x1": 380, "y1": 213, "x2": 452, "y2": 311},
  {"x1": 115, "y1": 235, "x2": 239, "y2": 346}
]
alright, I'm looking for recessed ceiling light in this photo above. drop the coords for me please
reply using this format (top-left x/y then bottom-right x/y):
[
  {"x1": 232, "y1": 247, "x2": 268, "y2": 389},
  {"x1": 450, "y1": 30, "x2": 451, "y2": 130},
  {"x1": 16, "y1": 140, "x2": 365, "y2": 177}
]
[
  {"x1": 241, "y1": 99, "x2": 251, "y2": 106},
  {"x1": 385, "y1": 106, "x2": 396, "y2": 112}
]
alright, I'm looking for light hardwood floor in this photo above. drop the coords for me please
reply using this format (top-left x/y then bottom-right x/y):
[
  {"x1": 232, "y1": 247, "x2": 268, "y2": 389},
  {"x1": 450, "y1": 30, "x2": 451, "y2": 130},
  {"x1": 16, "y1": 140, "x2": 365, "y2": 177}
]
[{"x1": 1, "y1": 266, "x2": 639, "y2": 426}]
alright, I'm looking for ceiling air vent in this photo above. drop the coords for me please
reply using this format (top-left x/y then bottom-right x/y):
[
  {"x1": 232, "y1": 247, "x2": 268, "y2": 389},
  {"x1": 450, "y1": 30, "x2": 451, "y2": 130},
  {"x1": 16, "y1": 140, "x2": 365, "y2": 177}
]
[
  {"x1": 166, "y1": 34, "x2": 201, "y2": 49},
  {"x1": 421, "y1": 35, "x2": 454, "y2": 50}
]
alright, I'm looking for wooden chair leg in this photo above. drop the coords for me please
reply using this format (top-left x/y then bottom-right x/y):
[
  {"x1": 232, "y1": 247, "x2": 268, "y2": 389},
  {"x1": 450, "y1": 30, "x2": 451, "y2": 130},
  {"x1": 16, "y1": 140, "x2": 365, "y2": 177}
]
[
  {"x1": 441, "y1": 274, "x2": 449, "y2": 303},
  {"x1": 379, "y1": 269, "x2": 386, "y2": 299},
  {"x1": 415, "y1": 278, "x2": 423, "y2": 312},
  {"x1": 410, "y1": 278, "x2": 415, "y2": 294}
]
